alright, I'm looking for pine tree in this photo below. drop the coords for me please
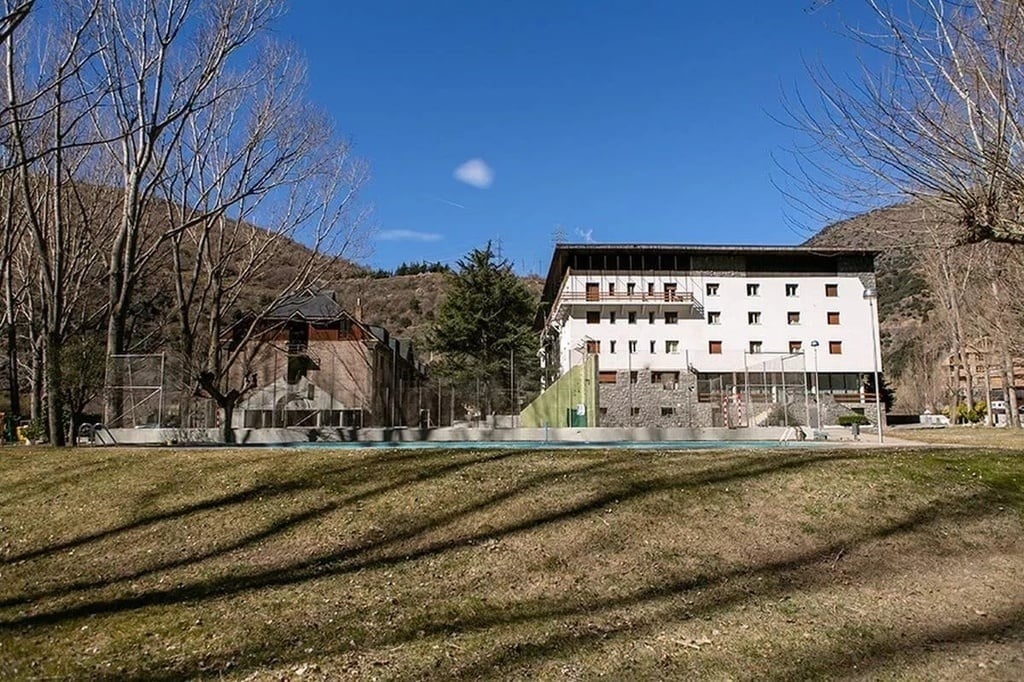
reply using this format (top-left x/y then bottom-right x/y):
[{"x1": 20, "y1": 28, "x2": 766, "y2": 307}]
[{"x1": 431, "y1": 243, "x2": 538, "y2": 415}]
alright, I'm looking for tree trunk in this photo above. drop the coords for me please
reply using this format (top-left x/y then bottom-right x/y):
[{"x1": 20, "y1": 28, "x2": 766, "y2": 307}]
[
  {"x1": 29, "y1": 338, "x2": 42, "y2": 421},
  {"x1": 1003, "y1": 349, "x2": 1021, "y2": 429},
  {"x1": 221, "y1": 399, "x2": 235, "y2": 444},
  {"x1": 982, "y1": 355, "x2": 994, "y2": 427},
  {"x1": 68, "y1": 412, "x2": 79, "y2": 447},
  {"x1": 4, "y1": 269, "x2": 19, "y2": 417},
  {"x1": 103, "y1": 298, "x2": 126, "y2": 424},
  {"x1": 44, "y1": 331, "x2": 65, "y2": 446}
]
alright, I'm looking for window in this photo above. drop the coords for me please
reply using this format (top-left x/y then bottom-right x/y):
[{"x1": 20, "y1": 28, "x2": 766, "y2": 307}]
[
  {"x1": 665, "y1": 311, "x2": 678, "y2": 324},
  {"x1": 829, "y1": 341, "x2": 842, "y2": 355},
  {"x1": 586, "y1": 311, "x2": 600, "y2": 324},
  {"x1": 608, "y1": 283, "x2": 615, "y2": 295},
  {"x1": 787, "y1": 311, "x2": 800, "y2": 325},
  {"x1": 664, "y1": 282, "x2": 677, "y2": 301},
  {"x1": 648, "y1": 312, "x2": 655, "y2": 324},
  {"x1": 627, "y1": 282, "x2": 636, "y2": 295},
  {"x1": 586, "y1": 340, "x2": 600, "y2": 354},
  {"x1": 749, "y1": 341, "x2": 762, "y2": 354},
  {"x1": 630, "y1": 371, "x2": 638, "y2": 385},
  {"x1": 789, "y1": 341, "x2": 803, "y2": 353},
  {"x1": 647, "y1": 282, "x2": 655, "y2": 296},
  {"x1": 665, "y1": 340, "x2": 679, "y2": 354},
  {"x1": 651, "y1": 371, "x2": 680, "y2": 387},
  {"x1": 747, "y1": 283, "x2": 760, "y2": 296},
  {"x1": 628, "y1": 311, "x2": 637, "y2": 324},
  {"x1": 748, "y1": 311, "x2": 761, "y2": 325},
  {"x1": 650, "y1": 340, "x2": 656, "y2": 353},
  {"x1": 709, "y1": 340, "x2": 723, "y2": 354},
  {"x1": 599, "y1": 407, "x2": 608, "y2": 417},
  {"x1": 661, "y1": 407, "x2": 676, "y2": 416},
  {"x1": 786, "y1": 283, "x2": 798, "y2": 297},
  {"x1": 827, "y1": 311, "x2": 840, "y2": 325},
  {"x1": 708, "y1": 311, "x2": 721, "y2": 325},
  {"x1": 628, "y1": 340, "x2": 637, "y2": 354},
  {"x1": 599, "y1": 371, "x2": 617, "y2": 384},
  {"x1": 609, "y1": 311, "x2": 616, "y2": 324},
  {"x1": 825, "y1": 283, "x2": 839, "y2": 297},
  {"x1": 586, "y1": 282, "x2": 599, "y2": 301},
  {"x1": 609, "y1": 340, "x2": 616, "y2": 354},
  {"x1": 706, "y1": 282, "x2": 719, "y2": 296},
  {"x1": 631, "y1": 406, "x2": 641, "y2": 416}
]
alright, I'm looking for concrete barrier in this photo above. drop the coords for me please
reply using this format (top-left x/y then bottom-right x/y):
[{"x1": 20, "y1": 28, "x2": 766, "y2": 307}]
[{"x1": 98, "y1": 425, "x2": 792, "y2": 445}]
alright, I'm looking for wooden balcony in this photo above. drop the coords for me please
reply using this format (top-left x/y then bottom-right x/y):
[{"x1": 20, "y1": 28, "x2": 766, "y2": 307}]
[{"x1": 556, "y1": 291, "x2": 696, "y2": 305}]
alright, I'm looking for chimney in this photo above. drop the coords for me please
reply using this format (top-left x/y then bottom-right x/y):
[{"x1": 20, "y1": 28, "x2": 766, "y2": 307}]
[{"x1": 354, "y1": 297, "x2": 363, "y2": 322}]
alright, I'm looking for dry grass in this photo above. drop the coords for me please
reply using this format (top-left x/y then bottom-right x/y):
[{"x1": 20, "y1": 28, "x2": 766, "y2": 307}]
[
  {"x1": 1, "y1": 445, "x2": 1022, "y2": 680},
  {"x1": 894, "y1": 426, "x2": 1024, "y2": 449}
]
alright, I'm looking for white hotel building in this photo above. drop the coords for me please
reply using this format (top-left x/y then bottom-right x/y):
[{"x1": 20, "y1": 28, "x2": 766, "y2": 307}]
[{"x1": 537, "y1": 244, "x2": 882, "y2": 428}]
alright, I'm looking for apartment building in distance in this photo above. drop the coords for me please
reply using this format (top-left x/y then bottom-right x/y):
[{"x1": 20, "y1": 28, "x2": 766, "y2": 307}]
[
  {"x1": 227, "y1": 291, "x2": 426, "y2": 432},
  {"x1": 536, "y1": 244, "x2": 882, "y2": 428}
]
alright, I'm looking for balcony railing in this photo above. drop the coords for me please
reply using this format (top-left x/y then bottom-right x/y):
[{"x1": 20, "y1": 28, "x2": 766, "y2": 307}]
[{"x1": 557, "y1": 291, "x2": 696, "y2": 305}]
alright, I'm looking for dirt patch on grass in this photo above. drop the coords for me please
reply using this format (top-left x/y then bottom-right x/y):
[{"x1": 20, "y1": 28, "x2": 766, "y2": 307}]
[{"x1": 1, "y1": 446, "x2": 1022, "y2": 679}]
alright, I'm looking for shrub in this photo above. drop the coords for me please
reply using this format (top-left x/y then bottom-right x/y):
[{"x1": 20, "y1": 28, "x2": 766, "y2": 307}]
[{"x1": 838, "y1": 414, "x2": 870, "y2": 427}]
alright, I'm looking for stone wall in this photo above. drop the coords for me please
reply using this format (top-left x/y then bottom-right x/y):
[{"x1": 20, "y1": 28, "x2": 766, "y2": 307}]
[{"x1": 598, "y1": 369, "x2": 717, "y2": 428}]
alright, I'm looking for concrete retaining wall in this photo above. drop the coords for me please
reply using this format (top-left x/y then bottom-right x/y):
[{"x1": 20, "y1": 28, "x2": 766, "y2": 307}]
[{"x1": 97, "y1": 424, "x2": 793, "y2": 445}]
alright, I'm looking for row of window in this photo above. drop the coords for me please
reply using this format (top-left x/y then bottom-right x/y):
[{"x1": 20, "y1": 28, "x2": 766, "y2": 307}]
[
  {"x1": 586, "y1": 310, "x2": 843, "y2": 325},
  {"x1": 713, "y1": 311, "x2": 842, "y2": 325},
  {"x1": 584, "y1": 281, "x2": 842, "y2": 299},
  {"x1": 597, "y1": 371, "x2": 688, "y2": 389},
  {"x1": 584, "y1": 340, "x2": 844, "y2": 355},
  {"x1": 710, "y1": 282, "x2": 840, "y2": 298},
  {"x1": 598, "y1": 406, "x2": 678, "y2": 417},
  {"x1": 586, "y1": 310, "x2": 679, "y2": 324}
]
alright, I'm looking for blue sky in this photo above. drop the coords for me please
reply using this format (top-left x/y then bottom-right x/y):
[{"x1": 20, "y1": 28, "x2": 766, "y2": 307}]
[{"x1": 276, "y1": 1, "x2": 875, "y2": 274}]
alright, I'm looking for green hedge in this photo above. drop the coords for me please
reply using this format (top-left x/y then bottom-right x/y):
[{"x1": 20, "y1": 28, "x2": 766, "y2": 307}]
[{"x1": 837, "y1": 414, "x2": 870, "y2": 427}]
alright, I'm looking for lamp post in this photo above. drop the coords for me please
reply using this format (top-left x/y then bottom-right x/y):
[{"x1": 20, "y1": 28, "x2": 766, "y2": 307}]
[
  {"x1": 863, "y1": 288, "x2": 884, "y2": 444},
  {"x1": 810, "y1": 340, "x2": 821, "y2": 429}
]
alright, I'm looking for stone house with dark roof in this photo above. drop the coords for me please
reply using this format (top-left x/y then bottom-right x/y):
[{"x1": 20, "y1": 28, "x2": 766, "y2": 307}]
[{"x1": 229, "y1": 290, "x2": 426, "y2": 431}]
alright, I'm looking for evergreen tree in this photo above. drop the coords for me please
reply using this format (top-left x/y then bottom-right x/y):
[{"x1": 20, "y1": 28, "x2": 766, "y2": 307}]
[{"x1": 431, "y1": 243, "x2": 538, "y2": 415}]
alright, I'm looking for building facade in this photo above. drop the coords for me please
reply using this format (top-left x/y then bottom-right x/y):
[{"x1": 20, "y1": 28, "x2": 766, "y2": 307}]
[
  {"x1": 228, "y1": 291, "x2": 426, "y2": 432},
  {"x1": 537, "y1": 244, "x2": 882, "y2": 428}
]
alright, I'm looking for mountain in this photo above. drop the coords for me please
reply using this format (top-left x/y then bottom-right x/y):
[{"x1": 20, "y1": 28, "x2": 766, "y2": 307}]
[{"x1": 332, "y1": 271, "x2": 544, "y2": 348}]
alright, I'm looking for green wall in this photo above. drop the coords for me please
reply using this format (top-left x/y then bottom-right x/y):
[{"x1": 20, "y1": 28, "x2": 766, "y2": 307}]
[{"x1": 520, "y1": 355, "x2": 600, "y2": 428}]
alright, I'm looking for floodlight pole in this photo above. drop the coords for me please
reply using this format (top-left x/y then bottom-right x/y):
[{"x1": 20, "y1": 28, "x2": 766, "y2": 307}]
[
  {"x1": 810, "y1": 340, "x2": 821, "y2": 429},
  {"x1": 863, "y1": 288, "x2": 884, "y2": 444}
]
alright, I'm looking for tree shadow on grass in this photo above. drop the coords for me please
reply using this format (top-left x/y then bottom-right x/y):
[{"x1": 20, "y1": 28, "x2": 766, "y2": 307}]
[
  {"x1": 0, "y1": 446, "x2": 525, "y2": 568},
  {"x1": 0, "y1": 451, "x2": 840, "y2": 631},
  {"x1": 2, "y1": 448, "x2": 1017, "y2": 680},
  {"x1": 0, "y1": 449, "x2": 615, "y2": 609}
]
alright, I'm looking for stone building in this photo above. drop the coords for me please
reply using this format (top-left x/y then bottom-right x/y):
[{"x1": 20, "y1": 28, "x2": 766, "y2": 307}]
[
  {"x1": 228, "y1": 291, "x2": 426, "y2": 431},
  {"x1": 536, "y1": 244, "x2": 882, "y2": 428}
]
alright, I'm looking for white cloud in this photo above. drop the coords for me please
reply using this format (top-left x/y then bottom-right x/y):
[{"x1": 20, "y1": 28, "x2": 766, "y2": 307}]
[
  {"x1": 575, "y1": 227, "x2": 595, "y2": 243},
  {"x1": 453, "y1": 158, "x2": 494, "y2": 189},
  {"x1": 376, "y1": 229, "x2": 443, "y2": 242}
]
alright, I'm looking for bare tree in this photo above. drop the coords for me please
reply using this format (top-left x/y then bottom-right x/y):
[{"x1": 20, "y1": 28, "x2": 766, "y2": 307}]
[
  {"x1": 1, "y1": 1, "x2": 111, "y2": 443},
  {"x1": 787, "y1": 0, "x2": 1024, "y2": 246},
  {"x1": 0, "y1": 0, "x2": 37, "y2": 420},
  {"x1": 161, "y1": 44, "x2": 370, "y2": 443},
  {"x1": 0, "y1": 1, "x2": 32, "y2": 47},
  {"x1": 88, "y1": 0, "x2": 285, "y2": 423}
]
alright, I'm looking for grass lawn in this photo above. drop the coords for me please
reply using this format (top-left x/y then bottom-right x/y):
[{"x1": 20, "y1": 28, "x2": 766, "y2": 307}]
[
  {"x1": 893, "y1": 425, "x2": 1024, "y2": 449},
  {"x1": 1, "y1": 445, "x2": 1022, "y2": 680}
]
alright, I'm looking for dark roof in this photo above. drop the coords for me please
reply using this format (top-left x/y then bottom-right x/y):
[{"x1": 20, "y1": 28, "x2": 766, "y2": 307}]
[{"x1": 266, "y1": 290, "x2": 345, "y2": 321}]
